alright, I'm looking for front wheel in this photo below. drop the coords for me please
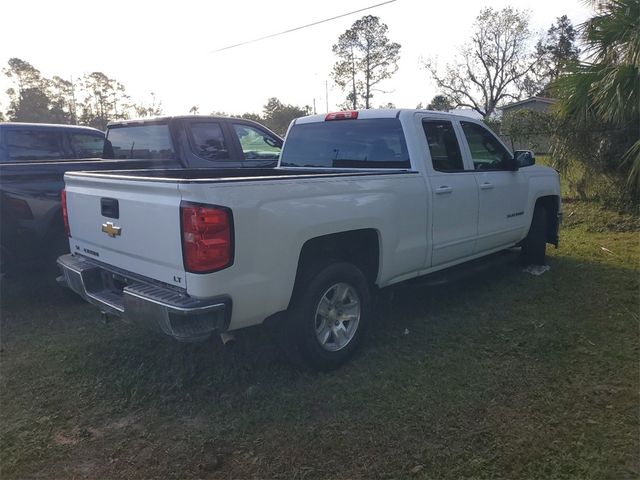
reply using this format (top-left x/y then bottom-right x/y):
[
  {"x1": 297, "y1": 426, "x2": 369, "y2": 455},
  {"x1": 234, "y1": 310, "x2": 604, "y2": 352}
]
[{"x1": 287, "y1": 261, "x2": 371, "y2": 370}]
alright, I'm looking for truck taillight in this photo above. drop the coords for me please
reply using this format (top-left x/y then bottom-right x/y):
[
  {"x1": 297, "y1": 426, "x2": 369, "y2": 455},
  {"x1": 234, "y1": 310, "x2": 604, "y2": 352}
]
[
  {"x1": 61, "y1": 189, "x2": 71, "y2": 237},
  {"x1": 180, "y1": 202, "x2": 233, "y2": 273}
]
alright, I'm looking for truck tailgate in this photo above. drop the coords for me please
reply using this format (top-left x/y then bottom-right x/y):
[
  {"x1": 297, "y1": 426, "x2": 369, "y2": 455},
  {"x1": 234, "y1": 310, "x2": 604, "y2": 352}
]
[{"x1": 64, "y1": 173, "x2": 186, "y2": 289}]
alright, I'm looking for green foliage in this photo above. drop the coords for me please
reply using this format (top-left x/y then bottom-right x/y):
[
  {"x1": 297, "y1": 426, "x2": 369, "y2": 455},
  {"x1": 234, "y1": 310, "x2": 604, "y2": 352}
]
[
  {"x1": 534, "y1": 15, "x2": 581, "y2": 94},
  {"x1": 332, "y1": 15, "x2": 401, "y2": 109},
  {"x1": 552, "y1": 0, "x2": 639, "y2": 208},
  {"x1": 2, "y1": 58, "x2": 163, "y2": 128},
  {"x1": 425, "y1": 7, "x2": 539, "y2": 118},
  {"x1": 483, "y1": 118, "x2": 502, "y2": 136},
  {"x1": 208, "y1": 98, "x2": 309, "y2": 136},
  {"x1": 377, "y1": 102, "x2": 396, "y2": 109},
  {"x1": 49, "y1": 76, "x2": 77, "y2": 123},
  {"x1": 501, "y1": 109, "x2": 555, "y2": 152},
  {"x1": 260, "y1": 97, "x2": 310, "y2": 135},
  {"x1": 78, "y1": 72, "x2": 131, "y2": 129},
  {"x1": 3, "y1": 58, "x2": 53, "y2": 122},
  {"x1": 134, "y1": 92, "x2": 163, "y2": 119},
  {"x1": 238, "y1": 112, "x2": 262, "y2": 122},
  {"x1": 426, "y1": 94, "x2": 452, "y2": 111}
]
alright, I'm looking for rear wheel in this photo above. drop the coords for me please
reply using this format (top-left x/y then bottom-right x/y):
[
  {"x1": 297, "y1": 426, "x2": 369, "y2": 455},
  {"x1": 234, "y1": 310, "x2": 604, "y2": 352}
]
[
  {"x1": 521, "y1": 206, "x2": 548, "y2": 266},
  {"x1": 287, "y1": 261, "x2": 371, "y2": 370}
]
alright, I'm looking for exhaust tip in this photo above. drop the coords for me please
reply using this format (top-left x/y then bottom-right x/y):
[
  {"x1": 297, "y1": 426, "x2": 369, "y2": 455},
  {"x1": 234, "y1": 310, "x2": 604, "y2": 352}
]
[{"x1": 220, "y1": 332, "x2": 236, "y2": 346}]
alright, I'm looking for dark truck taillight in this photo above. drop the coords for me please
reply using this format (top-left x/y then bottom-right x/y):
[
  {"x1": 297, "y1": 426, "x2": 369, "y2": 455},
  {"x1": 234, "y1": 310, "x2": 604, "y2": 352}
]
[
  {"x1": 6, "y1": 197, "x2": 33, "y2": 220},
  {"x1": 180, "y1": 202, "x2": 233, "y2": 273},
  {"x1": 61, "y1": 189, "x2": 71, "y2": 237}
]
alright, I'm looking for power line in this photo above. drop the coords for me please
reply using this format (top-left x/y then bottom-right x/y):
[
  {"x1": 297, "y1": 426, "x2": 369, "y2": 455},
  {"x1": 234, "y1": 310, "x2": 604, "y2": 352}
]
[{"x1": 212, "y1": 0, "x2": 397, "y2": 53}]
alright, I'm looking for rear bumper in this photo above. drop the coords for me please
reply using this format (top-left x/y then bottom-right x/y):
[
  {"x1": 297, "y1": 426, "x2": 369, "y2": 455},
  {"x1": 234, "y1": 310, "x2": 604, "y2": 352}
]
[{"x1": 57, "y1": 254, "x2": 231, "y2": 342}]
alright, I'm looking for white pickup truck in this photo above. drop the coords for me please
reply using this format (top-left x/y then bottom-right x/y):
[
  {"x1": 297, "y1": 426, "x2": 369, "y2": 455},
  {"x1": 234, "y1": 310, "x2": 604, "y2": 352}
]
[{"x1": 58, "y1": 109, "x2": 561, "y2": 369}]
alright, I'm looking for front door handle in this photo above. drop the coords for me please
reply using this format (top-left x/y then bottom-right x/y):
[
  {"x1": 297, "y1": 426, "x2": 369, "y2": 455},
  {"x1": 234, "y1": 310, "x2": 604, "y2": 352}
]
[
  {"x1": 435, "y1": 186, "x2": 453, "y2": 194},
  {"x1": 480, "y1": 182, "x2": 494, "y2": 190}
]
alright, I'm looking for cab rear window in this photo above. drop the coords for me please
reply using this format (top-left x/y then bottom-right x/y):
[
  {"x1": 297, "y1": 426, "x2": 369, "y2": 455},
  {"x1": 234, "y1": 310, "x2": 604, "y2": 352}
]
[
  {"x1": 280, "y1": 118, "x2": 410, "y2": 169},
  {"x1": 104, "y1": 125, "x2": 174, "y2": 160}
]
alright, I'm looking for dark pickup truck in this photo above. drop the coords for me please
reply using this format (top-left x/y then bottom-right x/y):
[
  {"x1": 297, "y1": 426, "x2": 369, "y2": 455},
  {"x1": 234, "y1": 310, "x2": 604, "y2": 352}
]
[{"x1": 0, "y1": 116, "x2": 283, "y2": 272}]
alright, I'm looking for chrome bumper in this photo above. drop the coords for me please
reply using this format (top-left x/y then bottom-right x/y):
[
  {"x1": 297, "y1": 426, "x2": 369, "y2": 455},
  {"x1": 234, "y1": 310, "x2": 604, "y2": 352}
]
[{"x1": 57, "y1": 254, "x2": 230, "y2": 342}]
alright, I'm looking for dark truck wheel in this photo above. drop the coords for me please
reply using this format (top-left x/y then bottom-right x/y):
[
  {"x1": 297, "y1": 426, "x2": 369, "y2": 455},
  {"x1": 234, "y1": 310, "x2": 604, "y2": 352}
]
[
  {"x1": 287, "y1": 261, "x2": 371, "y2": 370},
  {"x1": 521, "y1": 206, "x2": 548, "y2": 266}
]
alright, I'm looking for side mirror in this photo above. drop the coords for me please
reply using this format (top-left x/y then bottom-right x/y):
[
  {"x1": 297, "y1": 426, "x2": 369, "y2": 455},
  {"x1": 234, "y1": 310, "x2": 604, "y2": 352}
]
[
  {"x1": 504, "y1": 156, "x2": 519, "y2": 171},
  {"x1": 514, "y1": 150, "x2": 535, "y2": 167},
  {"x1": 264, "y1": 136, "x2": 282, "y2": 149}
]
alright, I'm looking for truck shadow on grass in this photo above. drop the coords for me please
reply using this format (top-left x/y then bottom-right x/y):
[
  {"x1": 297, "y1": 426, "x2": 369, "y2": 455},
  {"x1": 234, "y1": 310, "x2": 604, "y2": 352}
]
[{"x1": 5, "y1": 252, "x2": 525, "y2": 383}]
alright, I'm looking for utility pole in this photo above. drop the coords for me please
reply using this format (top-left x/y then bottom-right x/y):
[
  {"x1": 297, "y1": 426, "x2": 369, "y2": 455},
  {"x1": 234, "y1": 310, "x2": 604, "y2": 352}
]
[
  {"x1": 325, "y1": 80, "x2": 329, "y2": 113},
  {"x1": 70, "y1": 76, "x2": 77, "y2": 124}
]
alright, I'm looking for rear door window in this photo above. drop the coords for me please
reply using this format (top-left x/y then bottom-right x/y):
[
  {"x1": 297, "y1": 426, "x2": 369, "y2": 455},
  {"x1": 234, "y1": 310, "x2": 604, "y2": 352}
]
[
  {"x1": 4, "y1": 130, "x2": 65, "y2": 162},
  {"x1": 280, "y1": 118, "x2": 410, "y2": 169},
  {"x1": 189, "y1": 122, "x2": 230, "y2": 161},
  {"x1": 232, "y1": 123, "x2": 281, "y2": 160},
  {"x1": 71, "y1": 132, "x2": 104, "y2": 159},
  {"x1": 422, "y1": 120, "x2": 464, "y2": 172}
]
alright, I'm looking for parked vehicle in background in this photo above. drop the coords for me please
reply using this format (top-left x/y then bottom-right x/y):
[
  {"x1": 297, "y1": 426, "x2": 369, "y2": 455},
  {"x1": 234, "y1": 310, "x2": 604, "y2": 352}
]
[
  {"x1": 58, "y1": 109, "x2": 561, "y2": 369},
  {"x1": 0, "y1": 117, "x2": 282, "y2": 272},
  {"x1": 0, "y1": 123, "x2": 106, "y2": 163}
]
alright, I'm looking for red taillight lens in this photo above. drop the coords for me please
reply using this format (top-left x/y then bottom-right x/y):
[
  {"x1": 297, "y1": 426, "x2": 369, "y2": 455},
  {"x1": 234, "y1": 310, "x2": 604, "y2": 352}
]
[
  {"x1": 61, "y1": 189, "x2": 71, "y2": 237},
  {"x1": 181, "y1": 202, "x2": 233, "y2": 273},
  {"x1": 325, "y1": 111, "x2": 358, "y2": 121}
]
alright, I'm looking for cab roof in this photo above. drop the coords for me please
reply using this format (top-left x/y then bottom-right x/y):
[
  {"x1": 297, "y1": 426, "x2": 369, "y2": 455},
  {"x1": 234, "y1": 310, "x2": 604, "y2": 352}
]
[
  {"x1": 108, "y1": 115, "x2": 253, "y2": 128},
  {"x1": 0, "y1": 122, "x2": 103, "y2": 133}
]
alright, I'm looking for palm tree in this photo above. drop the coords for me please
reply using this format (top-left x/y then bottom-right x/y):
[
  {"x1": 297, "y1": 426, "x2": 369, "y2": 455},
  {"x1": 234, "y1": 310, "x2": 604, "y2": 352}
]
[{"x1": 553, "y1": 0, "x2": 639, "y2": 201}]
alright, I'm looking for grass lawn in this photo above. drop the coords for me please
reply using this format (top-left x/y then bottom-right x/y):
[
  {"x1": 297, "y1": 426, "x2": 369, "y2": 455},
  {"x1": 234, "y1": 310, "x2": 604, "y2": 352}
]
[{"x1": 1, "y1": 199, "x2": 638, "y2": 479}]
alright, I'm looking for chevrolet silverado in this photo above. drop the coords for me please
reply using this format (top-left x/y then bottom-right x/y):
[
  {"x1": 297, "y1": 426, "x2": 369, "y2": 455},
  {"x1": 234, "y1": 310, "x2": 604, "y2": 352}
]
[{"x1": 57, "y1": 109, "x2": 561, "y2": 369}]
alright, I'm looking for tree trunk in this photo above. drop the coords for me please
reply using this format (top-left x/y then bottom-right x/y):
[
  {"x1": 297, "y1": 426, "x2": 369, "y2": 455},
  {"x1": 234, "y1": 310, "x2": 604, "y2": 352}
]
[
  {"x1": 350, "y1": 47, "x2": 357, "y2": 110},
  {"x1": 365, "y1": 44, "x2": 371, "y2": 109}
]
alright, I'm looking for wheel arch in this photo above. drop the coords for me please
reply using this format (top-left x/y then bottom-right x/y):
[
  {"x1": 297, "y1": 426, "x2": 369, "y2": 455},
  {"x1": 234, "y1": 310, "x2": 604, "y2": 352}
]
[{"x1": 290, "y1": 229, "x2": 381, "y2": 303}]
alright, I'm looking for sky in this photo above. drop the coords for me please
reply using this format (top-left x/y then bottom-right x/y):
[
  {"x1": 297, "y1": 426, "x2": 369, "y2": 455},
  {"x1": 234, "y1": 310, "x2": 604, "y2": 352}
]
[{"x1": 0, "y1": 0, "x2": 592, "y2": 117}]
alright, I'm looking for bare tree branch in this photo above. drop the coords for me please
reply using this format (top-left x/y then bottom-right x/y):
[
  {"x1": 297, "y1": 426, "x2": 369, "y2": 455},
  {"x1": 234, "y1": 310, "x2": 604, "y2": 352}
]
[{"x1": 424, "y1": 7, "x2": 543, "y2": 118}]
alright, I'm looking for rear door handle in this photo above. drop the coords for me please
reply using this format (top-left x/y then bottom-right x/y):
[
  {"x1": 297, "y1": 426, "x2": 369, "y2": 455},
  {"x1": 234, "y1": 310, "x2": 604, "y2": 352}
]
[
  {"x1": 480, "y1": 182, "x2": 494, "y2": 190},
  {"x1": 435, "y1": 186, "x2": 453, "y2": 194}
]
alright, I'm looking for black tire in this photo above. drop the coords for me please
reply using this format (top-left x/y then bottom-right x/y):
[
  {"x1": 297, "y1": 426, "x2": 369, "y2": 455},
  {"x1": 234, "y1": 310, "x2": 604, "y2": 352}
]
[
  {"x1": 0, "y1": 244, "x2": 12, "y2": 275},
  {"x1": 521, "y1": 206, "x2": 548, "y2": 266},
  {"x1": 287, "y1": 261, "x2": 371, "y2": 371},
  {"x1": 46, "y1": 224, "x2": 70, "y2": 265}
]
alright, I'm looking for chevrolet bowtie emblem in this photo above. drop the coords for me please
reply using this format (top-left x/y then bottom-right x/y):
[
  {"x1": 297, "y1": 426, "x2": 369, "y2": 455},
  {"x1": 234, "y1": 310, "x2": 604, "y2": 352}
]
[{"x1": 101, "y1": 222, "x2": 122, "y2": 238}]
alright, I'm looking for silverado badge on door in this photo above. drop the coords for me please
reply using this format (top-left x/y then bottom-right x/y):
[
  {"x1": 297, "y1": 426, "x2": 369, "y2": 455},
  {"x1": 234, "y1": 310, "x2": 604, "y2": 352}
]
[{"x1": 101, "y1": 222, "x2": 122, "y2": 238}]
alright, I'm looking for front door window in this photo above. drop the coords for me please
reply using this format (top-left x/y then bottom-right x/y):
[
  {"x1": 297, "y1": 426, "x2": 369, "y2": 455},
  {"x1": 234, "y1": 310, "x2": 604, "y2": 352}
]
[{"x1": 460, "y1": 121, "x2": 511, "y2": 170}]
